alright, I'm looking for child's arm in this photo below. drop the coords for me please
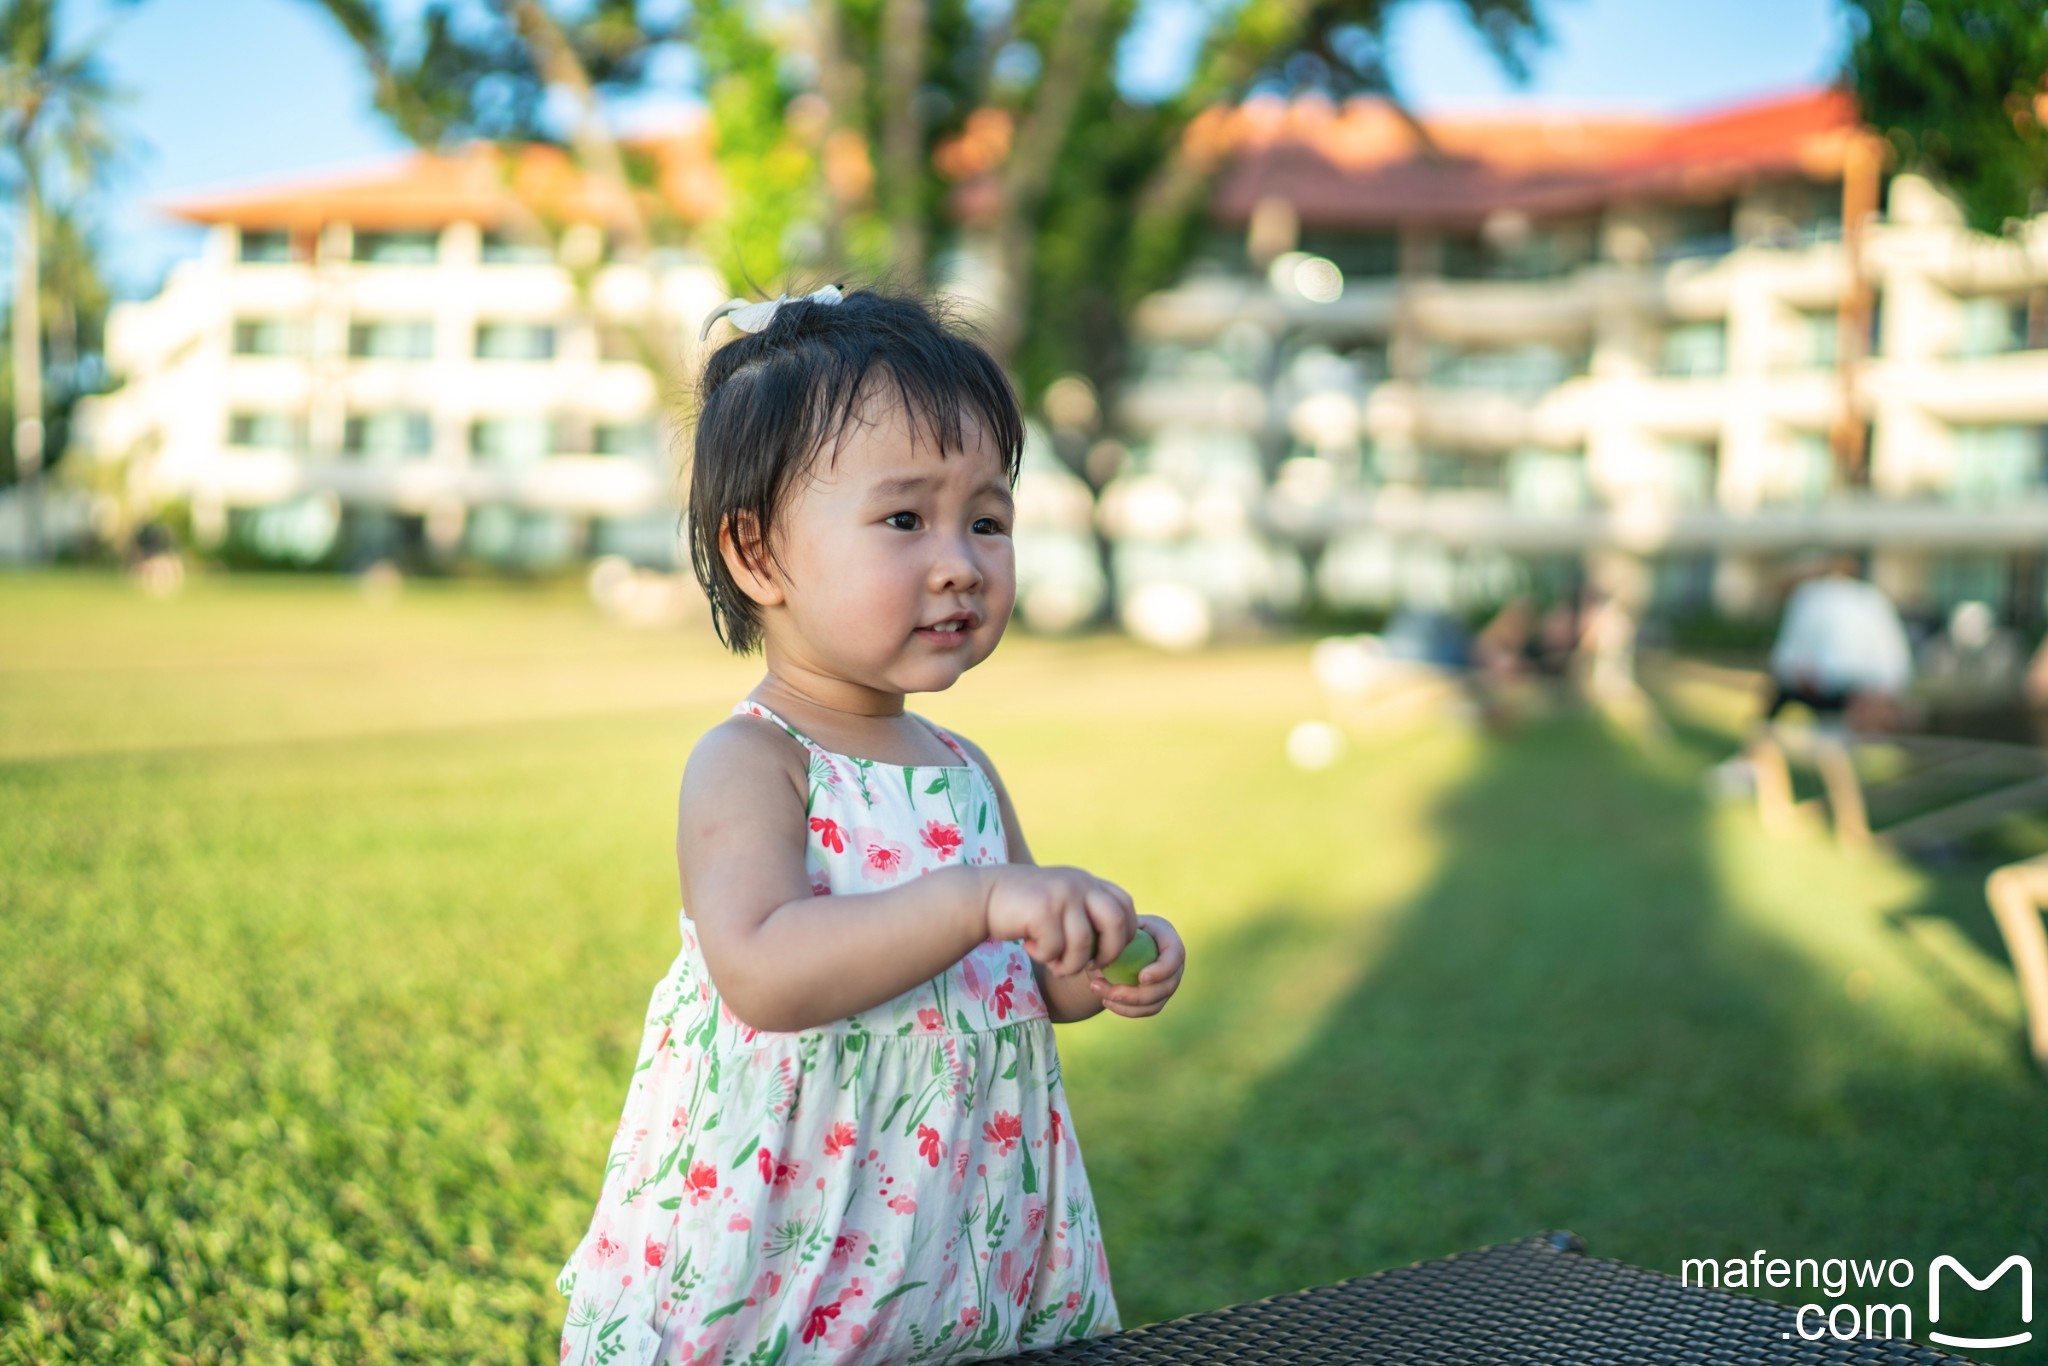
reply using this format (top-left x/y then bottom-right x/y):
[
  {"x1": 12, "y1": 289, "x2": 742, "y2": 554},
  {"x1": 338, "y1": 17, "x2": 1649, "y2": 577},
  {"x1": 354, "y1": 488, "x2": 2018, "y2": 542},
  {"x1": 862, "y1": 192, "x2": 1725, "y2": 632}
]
[
  {"x1": 953, "y1": 731, "x2": 1187, "y2": 1023},
  {"x1": 948, "y1": 733, "x2": 1120, "y2": 1025},
  {"x1": 680, "y1": 719, "x2": 1131, "y2": 1033}
]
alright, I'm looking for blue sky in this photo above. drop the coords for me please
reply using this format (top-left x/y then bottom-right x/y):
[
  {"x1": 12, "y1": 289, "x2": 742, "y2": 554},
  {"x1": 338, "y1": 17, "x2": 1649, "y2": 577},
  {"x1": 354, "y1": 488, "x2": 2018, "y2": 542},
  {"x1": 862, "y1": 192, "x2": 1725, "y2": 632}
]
[{"x1": 76, "y1": 0, "x2": 1848, "y2": 296}]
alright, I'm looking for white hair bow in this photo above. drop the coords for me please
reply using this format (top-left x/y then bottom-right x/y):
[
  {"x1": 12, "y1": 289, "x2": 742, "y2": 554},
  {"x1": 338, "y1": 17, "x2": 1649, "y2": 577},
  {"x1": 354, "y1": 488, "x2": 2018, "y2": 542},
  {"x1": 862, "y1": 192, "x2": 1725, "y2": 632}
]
[{"x1": 698, "y1": 284, "x2": 845, "y2": 341}]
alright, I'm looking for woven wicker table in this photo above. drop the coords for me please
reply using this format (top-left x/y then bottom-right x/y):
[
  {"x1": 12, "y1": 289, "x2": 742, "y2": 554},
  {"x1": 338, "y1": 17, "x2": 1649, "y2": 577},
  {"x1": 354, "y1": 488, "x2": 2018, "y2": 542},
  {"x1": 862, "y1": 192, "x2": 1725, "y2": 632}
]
[{"x1": 1013, "y1": 1232, "x2": 1982, "y2": 1364}]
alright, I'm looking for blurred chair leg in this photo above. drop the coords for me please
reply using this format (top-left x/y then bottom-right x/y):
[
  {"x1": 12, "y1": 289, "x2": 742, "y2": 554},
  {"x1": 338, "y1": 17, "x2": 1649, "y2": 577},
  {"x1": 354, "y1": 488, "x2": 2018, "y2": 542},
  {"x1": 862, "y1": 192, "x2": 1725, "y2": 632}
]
[
  {"x1": 1985, "y1": 857, "x2": 2048, "y2": 1081},
  {"x1": 1813, "y1": 736, "x2": 1870, "y2": 849},
  {"x1": 1749, "y1": 732, "x2": 1797, "y2": 839}
]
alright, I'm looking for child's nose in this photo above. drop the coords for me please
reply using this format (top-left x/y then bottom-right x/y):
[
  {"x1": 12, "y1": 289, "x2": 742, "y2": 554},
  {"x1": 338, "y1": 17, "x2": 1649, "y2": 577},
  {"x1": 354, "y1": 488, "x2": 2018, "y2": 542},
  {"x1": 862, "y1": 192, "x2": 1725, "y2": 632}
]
[{"x1": 931, "y1": 536, "x2": 986, "y2": 591}]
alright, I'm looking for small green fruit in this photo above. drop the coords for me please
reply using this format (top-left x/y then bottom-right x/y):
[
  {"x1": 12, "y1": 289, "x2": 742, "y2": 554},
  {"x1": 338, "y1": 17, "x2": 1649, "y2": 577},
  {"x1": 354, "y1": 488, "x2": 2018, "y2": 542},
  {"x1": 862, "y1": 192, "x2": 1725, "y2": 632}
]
[{"x1": 1101, "y1": 929, "x2": 1159, "y2": 987}]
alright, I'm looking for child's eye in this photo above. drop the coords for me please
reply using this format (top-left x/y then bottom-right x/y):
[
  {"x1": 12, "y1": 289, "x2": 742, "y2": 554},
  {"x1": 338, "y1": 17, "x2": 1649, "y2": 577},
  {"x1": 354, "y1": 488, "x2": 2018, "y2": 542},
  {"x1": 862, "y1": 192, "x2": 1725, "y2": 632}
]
[
  {"x1": 973, "y1": 517, "x2": 1009, "y2": 535},
  {"x1": 885, "y1": 512, "x2": 920, "y2": 531}
]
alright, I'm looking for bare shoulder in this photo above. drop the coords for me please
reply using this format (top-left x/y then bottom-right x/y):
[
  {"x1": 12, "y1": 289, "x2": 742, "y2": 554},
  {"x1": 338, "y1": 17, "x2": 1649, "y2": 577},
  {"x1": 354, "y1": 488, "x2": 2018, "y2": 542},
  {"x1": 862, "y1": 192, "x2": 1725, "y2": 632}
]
[
  {"x1": 676, "y1": 713, "x2": 813, "y2": 917},
  {"x1": 680, "y1": 714, "x2": 809, "y2": 816}
]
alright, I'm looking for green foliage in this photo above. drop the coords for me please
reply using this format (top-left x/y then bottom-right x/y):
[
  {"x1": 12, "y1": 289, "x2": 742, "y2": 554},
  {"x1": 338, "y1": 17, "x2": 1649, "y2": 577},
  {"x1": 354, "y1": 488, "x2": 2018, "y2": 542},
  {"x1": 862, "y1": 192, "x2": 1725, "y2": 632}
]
[
  {"x1": 13, "y1": 575, "x2": 2038, "y2": 1357},
  {"x1": 308, "y1": 0, "x2": 1547, "y2": 404},
  {"x1": 1844, "y1": 0, "x2": 2048, "y2": 233}
]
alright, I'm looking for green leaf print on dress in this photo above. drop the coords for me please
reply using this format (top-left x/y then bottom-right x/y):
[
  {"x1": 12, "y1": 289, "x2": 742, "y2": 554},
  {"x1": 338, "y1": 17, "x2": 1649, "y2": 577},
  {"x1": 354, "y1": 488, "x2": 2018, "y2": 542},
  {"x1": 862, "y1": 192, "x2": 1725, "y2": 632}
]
[{"x1": 557, "y1": 701, "x2": 1120, "y2": 1364}]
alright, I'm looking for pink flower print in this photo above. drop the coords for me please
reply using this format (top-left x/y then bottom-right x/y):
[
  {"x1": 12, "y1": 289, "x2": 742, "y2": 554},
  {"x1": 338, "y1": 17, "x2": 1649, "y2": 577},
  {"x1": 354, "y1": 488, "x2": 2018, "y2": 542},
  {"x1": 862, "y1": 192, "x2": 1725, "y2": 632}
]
[
  {"x1": 809, "y1": 816, "x2": 846, "y2": 853},
  {"x1": 668, "y1": 1104, "x2": 688, "y2": 1136},
  {"x1": 823, "y1": 1315, "x2": 869, "y2": 1350},
  {"x1": 1066, "y1": 1290, "x2": 1083, "y2": 1312},
  {"x1": 587, "y1": 1226, "x2": 625, "y2": 1270},
  {"x1": 916, "y1": 1124, "x2": 946, "y2": 1168},
  {"x1": 728, "y1": 1213, "x2": 751, "y2": 1232},
  {"x1": 802, "y1": 1300, "x2": 842, "y2": 1344},
  {"x1": 823, "y1": 1121, "x2": 858, "y2": 1157},
  {"x1": 1024, "y1": 1195, "x2": 1046, "y2": 1239},
  {"x1": 920, "y1": 820, "x2": 964, "y2": 861},
  {"x1": 997, "y1": 1248, "x2": 1020, "y2": 1297},
  {"x1": 961, "y1": 1306, "x2": 981, "y2": 1330},
  {"x1": 749, "y1": 1268, "x2": 784, "y2": 1306},
  {"x1": 644, "y1": 1238, "x2": 666, "y2": 1269},
  {"x1": 684, "y1": 1161, "x2": 718, "y2": 1205},
  {"x1": 1015, "y1": 1261, "x2": 1036, "y2": 1307},
  {"x1": 829, "y1": 1229, "x2": 868, "y2": 1268},
  {"x1": 959, "y1": 951, "x2": 989, "y2": 1001},
  {"x1": 916, "y1": 1007, "x2": 943, "y2": 1033},
  {"x1": 858, "y1": 832, "x2": 908, "y2": 882},
  {"x1": 888, "y1": 1194, "x2": 917, "y2": 1215},
  {"x1": 948, "y1": 1149, "x2": 971, "y2": 1195},
  {"x1": 1050, "y1": 1108, "x2": 1064, "y2": 1147},
  {"x1": 982, "y1": 1111, "x2": 1023, "y2": 1156},
  {"x1": 811, "y1": 876, "x2": 831, "y2": 898},
  {"x1": 991, "y1": 978, "x2": 1015, "y2": 1020},
  {"x1": 756, "y1": 1146, "x2": 802, "y2": 1189}
]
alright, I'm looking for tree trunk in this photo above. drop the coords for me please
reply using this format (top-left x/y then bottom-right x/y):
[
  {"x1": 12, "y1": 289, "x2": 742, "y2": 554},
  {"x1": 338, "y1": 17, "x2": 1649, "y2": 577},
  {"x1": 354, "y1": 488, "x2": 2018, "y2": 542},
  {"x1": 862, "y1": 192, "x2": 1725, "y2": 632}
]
[
  {"x1": 984, "y1": 0, "x2": 1116, "y2": 365},
  {"x1": 878, "y1": 0, "x2": 928, "y2": 289},
  {"x1": 13, "y1": 171, "x2": 43, "y2": 561}
]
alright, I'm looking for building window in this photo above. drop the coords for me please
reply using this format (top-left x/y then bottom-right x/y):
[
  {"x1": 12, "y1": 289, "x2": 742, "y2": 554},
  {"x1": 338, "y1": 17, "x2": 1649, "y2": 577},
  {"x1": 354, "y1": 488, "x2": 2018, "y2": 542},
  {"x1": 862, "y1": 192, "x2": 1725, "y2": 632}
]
[
  {"x1": 1440, "y1": 220, "x2": 1595, "y2": 281},
  {"x1": 1952, "y1": 424, "x2": 2048, "y2": 503},
  {"x1": 348, "y1": 320, "x2": 435, "y2": 360},
  {"x1": 1768, "y1": 432, "x2": 1836, "y2": 506},
  {"x1": 481, "y1": 231, "x2": 556, "y2": 265},
  {"x1": 353, "y1": 230, "x2": 440, "y2": 264},
  {"x1": 232, "y1": 318, "x2": 306, "y2": 357},
  {"x1": 1425, "y1": 342, "x2": 1582, "y2": 394},
  {"x1": 227, "y1": 411, "x2": 309, "y2": 451},
  {"x1": 471, "y1": 416, "x2": 556, "y2": 467},
  {"x1": 239, "y1": 230, "x2": 297, "y2": 264},
  {"x1": 1506, "y1": 448, "x2": 1588, "y2": 513},
  {"x1": 475, "y1": 323, "x2": 557, "y2": 361},
  {"x1": 343, "y1": 411, "x2": 434, "y2": 462},
  {"x1": 1657, "y1": 201, "x2": 1736, "y2": 261},
  {"x1": 1658, "y1": 322, "x2": 1726, "y2": 378},
  {"x1": 1297, "y1": 230, "x2": 1399, "y2": 280},
  {"x1": 1655, "y1": 441, "x2": 1719, "y2": 507},
  {"x1": 595, "y1": 421, "x2": 659, "y2": 458},
  {"x1": 1955, "y1": 292, "x2": 2048, "y2": 357},
  {"x1": 1774, "y1": 311, "x2": 1837, "y2": 372}
]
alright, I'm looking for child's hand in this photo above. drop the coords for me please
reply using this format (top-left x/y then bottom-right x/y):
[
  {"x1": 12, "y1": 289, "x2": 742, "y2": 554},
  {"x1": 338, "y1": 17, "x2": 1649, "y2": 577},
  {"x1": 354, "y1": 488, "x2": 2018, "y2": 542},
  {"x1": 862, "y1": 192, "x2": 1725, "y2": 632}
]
[
  {"x1": 984, "y1": 865, "x2": 1138, "y2": 979},
  {"x1": 1088, "y1": 915, "x2": 1184, "y2": 1019}
]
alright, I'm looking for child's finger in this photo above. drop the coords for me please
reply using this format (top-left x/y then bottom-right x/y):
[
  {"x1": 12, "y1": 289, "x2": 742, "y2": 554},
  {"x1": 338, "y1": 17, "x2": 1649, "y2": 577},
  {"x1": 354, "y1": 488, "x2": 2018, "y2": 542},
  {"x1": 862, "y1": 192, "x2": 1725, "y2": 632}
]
[{"x1": 1057, "y1": 902, "x2": 1095, "y2": 977}]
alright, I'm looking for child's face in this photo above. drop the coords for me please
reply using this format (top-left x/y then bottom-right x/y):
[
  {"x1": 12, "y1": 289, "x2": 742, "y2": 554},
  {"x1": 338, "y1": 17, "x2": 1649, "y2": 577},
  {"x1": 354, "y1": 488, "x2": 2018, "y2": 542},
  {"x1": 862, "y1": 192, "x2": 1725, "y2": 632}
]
[{"x1": 746, "y1": 389, "x2": 1017, "y2": 701}]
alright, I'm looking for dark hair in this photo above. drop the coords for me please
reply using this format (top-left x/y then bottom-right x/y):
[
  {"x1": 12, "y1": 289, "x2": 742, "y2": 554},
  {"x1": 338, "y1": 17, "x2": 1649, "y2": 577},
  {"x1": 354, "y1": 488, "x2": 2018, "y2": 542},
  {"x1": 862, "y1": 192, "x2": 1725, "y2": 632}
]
[{"x1": 687, "y1": 287, "x2": 1024, "y2": 655}]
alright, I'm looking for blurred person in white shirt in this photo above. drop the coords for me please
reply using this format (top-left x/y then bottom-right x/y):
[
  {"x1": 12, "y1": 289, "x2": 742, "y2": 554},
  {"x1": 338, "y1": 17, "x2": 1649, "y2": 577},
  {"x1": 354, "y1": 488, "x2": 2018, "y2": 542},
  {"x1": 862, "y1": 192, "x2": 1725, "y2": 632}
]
[{"x1": 1765, "y1": 552, "x2": 1913, "y2": 732}]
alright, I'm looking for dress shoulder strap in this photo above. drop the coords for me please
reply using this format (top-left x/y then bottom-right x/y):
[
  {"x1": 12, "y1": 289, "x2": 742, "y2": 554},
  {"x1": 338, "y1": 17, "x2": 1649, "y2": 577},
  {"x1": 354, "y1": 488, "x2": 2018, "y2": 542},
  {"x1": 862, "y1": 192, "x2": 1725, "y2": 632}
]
[
  {"x1": 910, "y1": 713, "x2": 973, "y2": 764},
  {"x1": 732, "y1": 700, "x2": 817, "y2": 752}
]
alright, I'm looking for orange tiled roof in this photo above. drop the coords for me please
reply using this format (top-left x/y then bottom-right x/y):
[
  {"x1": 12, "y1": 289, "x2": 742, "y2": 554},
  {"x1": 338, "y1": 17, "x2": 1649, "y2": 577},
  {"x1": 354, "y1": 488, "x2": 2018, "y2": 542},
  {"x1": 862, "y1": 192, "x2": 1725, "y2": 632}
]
[
  {"x1": 1206, "y1": 87, "x2": 1860, "y2": 227},
  {"x1": 162, "y1": 126, "x2": 723, "y2": 231}
]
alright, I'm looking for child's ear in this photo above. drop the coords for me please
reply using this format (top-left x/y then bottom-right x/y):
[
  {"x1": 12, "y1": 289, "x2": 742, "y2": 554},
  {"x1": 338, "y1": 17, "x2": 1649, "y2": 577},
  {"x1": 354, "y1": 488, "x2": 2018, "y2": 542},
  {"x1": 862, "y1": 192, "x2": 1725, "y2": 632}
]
[{"x1": 719, "y1": 511, "x2": 786, "y2": 607}]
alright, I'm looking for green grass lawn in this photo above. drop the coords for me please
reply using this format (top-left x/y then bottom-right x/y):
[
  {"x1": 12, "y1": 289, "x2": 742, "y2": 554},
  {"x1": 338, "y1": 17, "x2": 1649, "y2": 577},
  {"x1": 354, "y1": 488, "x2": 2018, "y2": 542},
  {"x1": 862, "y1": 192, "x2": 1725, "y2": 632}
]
[{"x1": 4, "y1": 571, "x2": 2045, "y2": 1363}]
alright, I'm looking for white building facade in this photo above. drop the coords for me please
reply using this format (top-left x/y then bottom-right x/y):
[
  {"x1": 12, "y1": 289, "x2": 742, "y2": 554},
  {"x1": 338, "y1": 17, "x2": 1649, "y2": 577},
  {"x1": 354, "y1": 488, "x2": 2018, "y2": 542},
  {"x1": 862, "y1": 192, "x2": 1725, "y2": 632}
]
[
  {"x1": 83, "y1": 147, "x2": 730, "y2": 571},
  {"x1": 1111, "y1": 90, "x2": 2048, "y2": 627}
]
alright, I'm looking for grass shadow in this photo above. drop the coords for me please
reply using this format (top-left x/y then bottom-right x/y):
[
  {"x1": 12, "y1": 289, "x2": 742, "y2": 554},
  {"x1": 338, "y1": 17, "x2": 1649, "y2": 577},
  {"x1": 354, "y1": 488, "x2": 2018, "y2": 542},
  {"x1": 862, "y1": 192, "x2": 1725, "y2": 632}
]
[{"x1": 1101, "y1": 714, "x2": 2048, "y2": 1355}]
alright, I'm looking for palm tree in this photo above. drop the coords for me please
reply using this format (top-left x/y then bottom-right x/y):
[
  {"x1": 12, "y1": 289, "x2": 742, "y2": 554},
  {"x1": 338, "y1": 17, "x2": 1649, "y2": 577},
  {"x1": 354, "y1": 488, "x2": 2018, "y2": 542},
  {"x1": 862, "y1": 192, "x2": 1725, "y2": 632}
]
[{"x1": 0, "y1": 0, "x2": 121, "y2": 560}]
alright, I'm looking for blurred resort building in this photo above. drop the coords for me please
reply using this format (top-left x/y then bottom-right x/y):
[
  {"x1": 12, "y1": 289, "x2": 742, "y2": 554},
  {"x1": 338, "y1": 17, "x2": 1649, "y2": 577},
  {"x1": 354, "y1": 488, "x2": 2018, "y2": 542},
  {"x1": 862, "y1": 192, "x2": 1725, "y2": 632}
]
[
  {"x1": 78, "y1": 89, "x2": 2048, "y2": 635},
  {"x1": 1108, "y1": 88, "x2": 2048, "y2": 635},
  {"x1": 81, "y1": 139, "x2": 729, "y2": 570}
]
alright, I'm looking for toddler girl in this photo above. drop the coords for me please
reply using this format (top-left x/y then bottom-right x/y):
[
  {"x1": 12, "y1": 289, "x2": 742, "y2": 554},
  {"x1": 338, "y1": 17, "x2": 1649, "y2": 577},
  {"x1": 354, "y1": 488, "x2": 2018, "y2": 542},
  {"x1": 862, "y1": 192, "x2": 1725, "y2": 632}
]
[{"x1": 558, "y1": 285, "x2": 1186, "y2": 1364}]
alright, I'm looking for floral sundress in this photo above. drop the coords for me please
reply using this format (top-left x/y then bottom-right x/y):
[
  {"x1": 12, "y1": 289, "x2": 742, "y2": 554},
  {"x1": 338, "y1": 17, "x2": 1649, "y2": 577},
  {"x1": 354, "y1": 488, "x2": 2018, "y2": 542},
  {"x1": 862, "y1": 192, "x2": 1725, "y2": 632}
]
[{"x1": 558, "y1": 701, "x2": 1120, "y2": 1364}]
